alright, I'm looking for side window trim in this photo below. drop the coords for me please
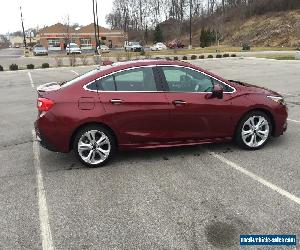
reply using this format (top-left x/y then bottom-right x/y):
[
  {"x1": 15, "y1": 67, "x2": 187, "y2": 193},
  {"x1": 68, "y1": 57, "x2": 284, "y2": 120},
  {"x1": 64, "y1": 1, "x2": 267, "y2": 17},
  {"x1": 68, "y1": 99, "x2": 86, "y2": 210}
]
[
  {"x1": 156, "y1": 66, "x2": 169, "y2": 91},
  {"x1": 153, "y1": 66, "x2": 166, "y2": 91},
  {"x1": 157, "y1": 65, "x2": 236, "y2": 93}
]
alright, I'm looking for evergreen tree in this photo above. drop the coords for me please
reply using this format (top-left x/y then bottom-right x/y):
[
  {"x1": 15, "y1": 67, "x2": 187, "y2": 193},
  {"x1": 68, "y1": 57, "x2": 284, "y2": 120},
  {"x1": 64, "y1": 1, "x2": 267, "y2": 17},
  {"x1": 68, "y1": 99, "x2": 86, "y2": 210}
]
[{"x1": 153, "y1": 25, "x2": 163, "y2": 43}]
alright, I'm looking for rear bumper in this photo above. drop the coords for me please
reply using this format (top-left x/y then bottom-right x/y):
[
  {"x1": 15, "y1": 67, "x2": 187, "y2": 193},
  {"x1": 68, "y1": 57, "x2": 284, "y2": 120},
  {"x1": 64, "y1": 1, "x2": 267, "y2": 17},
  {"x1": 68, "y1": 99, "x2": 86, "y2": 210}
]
[{"x1": 34, "y1": 123, "x2": 59, "y2": 152}]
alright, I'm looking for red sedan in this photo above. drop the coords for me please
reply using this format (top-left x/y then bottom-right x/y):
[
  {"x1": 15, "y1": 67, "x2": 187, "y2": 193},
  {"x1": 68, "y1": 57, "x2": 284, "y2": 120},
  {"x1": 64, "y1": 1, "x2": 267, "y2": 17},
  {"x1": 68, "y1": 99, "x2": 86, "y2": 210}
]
[{"x1": 35, "y1": 60, "x2": 288, "y2": 167}]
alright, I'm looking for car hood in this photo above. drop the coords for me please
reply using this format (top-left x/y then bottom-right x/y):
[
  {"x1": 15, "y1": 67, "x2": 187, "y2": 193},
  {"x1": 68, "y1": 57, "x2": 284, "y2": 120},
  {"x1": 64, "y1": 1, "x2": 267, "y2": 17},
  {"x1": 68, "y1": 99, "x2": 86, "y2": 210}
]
[{"x1": 228, "y1": 80, "x2": 280, "y2": 96}]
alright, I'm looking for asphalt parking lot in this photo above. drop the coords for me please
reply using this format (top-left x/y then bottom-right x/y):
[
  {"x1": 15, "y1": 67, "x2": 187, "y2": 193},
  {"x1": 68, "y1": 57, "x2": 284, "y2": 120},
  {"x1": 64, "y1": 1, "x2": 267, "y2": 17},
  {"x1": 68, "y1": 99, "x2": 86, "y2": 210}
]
[{"x1": 0, "y1": 58, "x2": 299, "y2": 249}]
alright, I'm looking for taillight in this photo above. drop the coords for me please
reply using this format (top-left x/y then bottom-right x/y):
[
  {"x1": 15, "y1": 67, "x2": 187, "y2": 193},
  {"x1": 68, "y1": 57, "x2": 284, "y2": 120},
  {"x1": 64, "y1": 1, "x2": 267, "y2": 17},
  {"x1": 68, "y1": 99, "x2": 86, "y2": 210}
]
[{"x1": 37, "y1": 98, "x2": 54, "y2": 112}]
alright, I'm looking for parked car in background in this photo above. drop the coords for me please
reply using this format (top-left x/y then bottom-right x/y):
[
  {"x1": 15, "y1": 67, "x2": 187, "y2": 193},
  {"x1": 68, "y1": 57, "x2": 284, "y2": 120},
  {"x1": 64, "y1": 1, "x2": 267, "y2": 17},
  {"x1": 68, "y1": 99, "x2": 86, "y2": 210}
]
[
  {"x1": 33, "y1": 45, "x2": 48, "y2": 56},
  {"x1": 124, "y1": 41, "x2": 143, "y2": 52},
  {"x1": 35, "y1": 60, "x2": 287, "y2": 168},
  {"x1": 150, "y1": 42, "x2": 167, "y2": 51},
  {"x1": 66, "y1": 43, "x2": 82, "y2": 55},
  {"x1": 98, "y1": 45, "x2": 110, "y2": 53},
  {"x1": 167, "y1": 39, "x2": 185, "y2": 49}
]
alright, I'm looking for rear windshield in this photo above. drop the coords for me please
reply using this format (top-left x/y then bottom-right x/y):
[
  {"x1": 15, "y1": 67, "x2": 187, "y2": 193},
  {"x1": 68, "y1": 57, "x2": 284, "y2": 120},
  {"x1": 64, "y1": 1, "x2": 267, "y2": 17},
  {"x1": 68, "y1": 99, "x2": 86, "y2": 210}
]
[{"x1": 61, "y1": 66, "x2": 113, "y2": 88}]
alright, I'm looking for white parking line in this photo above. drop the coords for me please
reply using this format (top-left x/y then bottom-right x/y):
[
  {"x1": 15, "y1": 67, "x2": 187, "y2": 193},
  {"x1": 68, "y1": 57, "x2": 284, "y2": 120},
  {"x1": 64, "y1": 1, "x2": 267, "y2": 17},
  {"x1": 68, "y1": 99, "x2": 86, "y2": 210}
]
[
  {"x1": 28, "y1": 72, "x2": 34, "y2": 88},
  {"x1": 32, "y1": 130, "x2": 54, "y2": 250},
  {"x1": 288, "y1": 118, "x2": 300, "y2": 124},
  {"x1": 210, "y1": 152, "x2": 300, "y2": 206},
  {"x1": 70, "y1": 70, "x2": 79, "y2": 76}
]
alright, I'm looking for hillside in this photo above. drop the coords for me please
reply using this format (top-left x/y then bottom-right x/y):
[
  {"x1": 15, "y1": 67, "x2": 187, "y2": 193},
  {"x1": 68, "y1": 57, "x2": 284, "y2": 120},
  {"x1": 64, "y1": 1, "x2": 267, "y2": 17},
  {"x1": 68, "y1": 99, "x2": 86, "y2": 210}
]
[
  {"x1": 224, "y1": 10, "x2": 300, "y2": 47},
  {"x1": 156, "y1": 10, "x2": 300, "y2": 48}
]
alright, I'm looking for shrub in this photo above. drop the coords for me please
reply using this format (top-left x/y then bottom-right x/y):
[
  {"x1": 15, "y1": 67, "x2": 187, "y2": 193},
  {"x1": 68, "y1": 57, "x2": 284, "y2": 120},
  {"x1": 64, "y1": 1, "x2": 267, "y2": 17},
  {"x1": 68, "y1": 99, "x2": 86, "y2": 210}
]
[
  {"x1": 80, "y1": 55, "x2": 89, "y2": 65},
  {"x1": 242, "y1": 44, "x2": 250, "y2": 51},
  {"x1": 182, "y1": 56, "x2": 188, "y2": 60},
  {"x1": 140, "y1": 48, "x2": 145, "y2": 56},
  {"x1": 174, "y1": 56, "x2": 179, "y2": 60},
  {"x1": 199, "y1": 55, "x2": 205, "y2": 59},
  {"x1": 69, "y1": 55, "x2": 77, "y2": 67},
  {"x1": 191, "y1": 55, "x2": 197, "y2": 60},
  {"x1": 115, "y1": 53, "x2": 122, "y2": 62},
  {"x1": 55, "y1": 57, "x2": 63, "y2": 67},
  {"x1": 9, "y1": 64, "x2": 18, "y2": 71},
  {"x1": 223, "y1": 53, "x2": 230, "y2": 58},
  {"x1": 93, "y1": 55, "x2": 101, "y2": 65},
  {"x1": 0, "y1": 65, "x2": 3, "y2": 71},
  {"x1": 27, "y1": 64, "x2": 35, "y2": 69},
  {"x1": 216, "y1": 54, "x2": 222, "y2": 58},
  {"x1": 165, "y1": 56, "x2": 171, "y2": 60},
  {"x1": 231, "y1": 54, "x2": 237, "y2": 57},
  {"x1": 42, "y1": 63, "x2": 49, "y2": 68},
  {"x1": 125, "y1": 52, "x2": 132, "y2": 61},
  {"x1": 207, "y1": 55, "x2": 213, "y2": 58},
  {"x1": 155, "y1": 57, "x2": 161, "y2": 60}
]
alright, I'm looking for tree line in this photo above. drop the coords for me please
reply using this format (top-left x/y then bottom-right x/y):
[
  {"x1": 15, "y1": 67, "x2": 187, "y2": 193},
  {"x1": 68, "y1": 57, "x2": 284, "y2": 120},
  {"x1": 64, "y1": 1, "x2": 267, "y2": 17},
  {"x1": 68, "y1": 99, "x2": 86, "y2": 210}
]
[{"x1": 106, "y1": 0, "x2": 300, "y2": 32}]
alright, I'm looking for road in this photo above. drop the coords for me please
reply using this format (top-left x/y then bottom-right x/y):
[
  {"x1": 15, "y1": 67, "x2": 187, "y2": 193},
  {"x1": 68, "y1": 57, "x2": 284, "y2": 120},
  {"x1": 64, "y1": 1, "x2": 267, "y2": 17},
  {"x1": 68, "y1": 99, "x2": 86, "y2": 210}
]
[
  {"x1": 0, "y1": 58, "x2": 299, "y2": 249},
  {"x1": 0, "y1": 48, "x2": 23, "y2": 58}
]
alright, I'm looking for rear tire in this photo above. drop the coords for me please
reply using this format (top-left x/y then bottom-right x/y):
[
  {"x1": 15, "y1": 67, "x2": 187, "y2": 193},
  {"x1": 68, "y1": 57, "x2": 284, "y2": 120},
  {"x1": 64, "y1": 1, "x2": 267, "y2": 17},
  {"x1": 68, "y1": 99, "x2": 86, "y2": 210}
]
[
  {"x1": 73, "y1": 125, "x2": 116, "y2": 168},
  {"x1": 235, "y1": 111, "x2": 272, "y2": 150}
]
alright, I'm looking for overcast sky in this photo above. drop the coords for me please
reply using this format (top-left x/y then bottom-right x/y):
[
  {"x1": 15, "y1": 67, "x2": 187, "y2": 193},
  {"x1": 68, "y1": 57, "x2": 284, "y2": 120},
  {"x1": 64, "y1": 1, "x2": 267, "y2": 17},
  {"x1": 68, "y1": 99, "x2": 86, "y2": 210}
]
[{"x1": 0, "y1": 0, "x2": 114, "y2": 34}]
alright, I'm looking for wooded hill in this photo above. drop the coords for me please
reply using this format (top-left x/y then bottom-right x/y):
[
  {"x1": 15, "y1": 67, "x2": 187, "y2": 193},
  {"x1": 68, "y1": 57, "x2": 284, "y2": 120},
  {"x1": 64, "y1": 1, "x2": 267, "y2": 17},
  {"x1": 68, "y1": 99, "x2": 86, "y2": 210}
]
[{"x1": 106, "y1": 0, "x2": 300, "y2": 47}]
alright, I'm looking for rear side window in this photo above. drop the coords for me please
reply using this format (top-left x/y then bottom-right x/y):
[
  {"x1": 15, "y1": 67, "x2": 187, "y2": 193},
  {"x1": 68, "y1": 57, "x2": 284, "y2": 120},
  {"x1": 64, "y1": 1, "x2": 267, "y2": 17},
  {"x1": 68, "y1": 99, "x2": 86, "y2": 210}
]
[
  {"x1": 98, "y1": 67, "x2": 157, "y2": 91},
  {"x1": 85, "y1": 81, "x2": 98, "y2": 91}
]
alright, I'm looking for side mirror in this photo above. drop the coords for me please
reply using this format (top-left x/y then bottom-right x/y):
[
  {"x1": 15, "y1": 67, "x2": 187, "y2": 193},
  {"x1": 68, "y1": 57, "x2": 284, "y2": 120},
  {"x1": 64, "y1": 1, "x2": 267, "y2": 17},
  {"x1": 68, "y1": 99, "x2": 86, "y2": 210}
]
[{"x1": 210, "y1": 84, "x2": 223, "y2": 99}]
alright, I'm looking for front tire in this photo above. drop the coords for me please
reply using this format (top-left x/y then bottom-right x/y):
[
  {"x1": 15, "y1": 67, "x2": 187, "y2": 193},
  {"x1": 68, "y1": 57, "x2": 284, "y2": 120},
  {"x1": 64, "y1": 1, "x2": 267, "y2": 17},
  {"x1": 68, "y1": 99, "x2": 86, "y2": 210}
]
[
  {"x1": 235, "y1": 111, "x2": 272, "y2": 150},
  {"x1": 73, "y1": 125, "x2": 116, "y2": 168}
]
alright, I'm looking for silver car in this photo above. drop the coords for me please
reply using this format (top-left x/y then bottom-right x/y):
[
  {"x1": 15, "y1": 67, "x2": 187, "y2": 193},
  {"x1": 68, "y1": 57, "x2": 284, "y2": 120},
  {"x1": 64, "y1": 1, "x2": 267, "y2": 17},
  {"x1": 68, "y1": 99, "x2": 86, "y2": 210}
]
[{"x1": 33, "y1": 45, "x2": 48, "y2": 56}]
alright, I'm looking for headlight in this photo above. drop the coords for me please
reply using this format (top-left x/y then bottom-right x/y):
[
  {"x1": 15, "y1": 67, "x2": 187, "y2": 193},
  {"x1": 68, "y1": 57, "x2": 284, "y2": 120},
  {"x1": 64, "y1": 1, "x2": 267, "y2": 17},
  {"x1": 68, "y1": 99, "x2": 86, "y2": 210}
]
[{"x1": 267, "y1": 96, "x2": 286, "y2": 106}]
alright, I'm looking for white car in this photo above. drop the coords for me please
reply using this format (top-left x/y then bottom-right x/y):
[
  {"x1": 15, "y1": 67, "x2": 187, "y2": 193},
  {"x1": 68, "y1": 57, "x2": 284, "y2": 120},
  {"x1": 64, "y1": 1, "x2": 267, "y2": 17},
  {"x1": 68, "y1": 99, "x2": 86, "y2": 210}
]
[
  {"x1": 296, "y1": 50, "x2": 300, "y2": 60},
  {"x1": 150, "y1": 42, "x2": 167, "y2": 51},
  {"x1": 66, "y1": 43, "x2": 82, "y2": 55},
  {"x1": 98, "y1": 45, "x2": 110, "y2": 53}
]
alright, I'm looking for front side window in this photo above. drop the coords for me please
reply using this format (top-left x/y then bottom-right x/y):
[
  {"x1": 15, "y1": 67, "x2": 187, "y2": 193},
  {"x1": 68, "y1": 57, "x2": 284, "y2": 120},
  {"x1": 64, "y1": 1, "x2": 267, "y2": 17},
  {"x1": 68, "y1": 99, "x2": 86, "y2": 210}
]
[
  {"x1": 161, "y1": 66, "x2": 213, "y2": 93},
  {"x1": 98, "y1": 67, "x2": 157, "y2": 92},
  {"x1": 211, "y1": 78, "x2": 235, "y2": 92}
]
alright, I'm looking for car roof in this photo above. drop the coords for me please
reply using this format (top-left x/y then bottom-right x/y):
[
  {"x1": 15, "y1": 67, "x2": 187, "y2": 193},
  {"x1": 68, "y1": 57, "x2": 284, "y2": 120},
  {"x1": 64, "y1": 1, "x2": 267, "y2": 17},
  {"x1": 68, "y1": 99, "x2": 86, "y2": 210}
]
[{"x1": 91, "y1": 59, "x2": 223, "y2": 81}]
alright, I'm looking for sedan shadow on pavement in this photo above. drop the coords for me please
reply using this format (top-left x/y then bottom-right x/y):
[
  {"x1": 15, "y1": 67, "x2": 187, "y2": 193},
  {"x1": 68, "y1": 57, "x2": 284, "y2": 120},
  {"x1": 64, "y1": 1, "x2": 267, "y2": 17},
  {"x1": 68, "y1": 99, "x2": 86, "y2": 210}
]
[{"x1": 39, "y1": 132, "x2": 289, "y2": 173}]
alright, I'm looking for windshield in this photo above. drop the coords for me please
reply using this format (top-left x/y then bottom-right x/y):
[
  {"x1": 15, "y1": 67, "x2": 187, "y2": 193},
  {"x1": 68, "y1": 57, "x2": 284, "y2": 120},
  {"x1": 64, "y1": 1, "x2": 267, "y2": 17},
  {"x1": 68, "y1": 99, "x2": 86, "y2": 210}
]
[{"x1": 132, "y1": 42, "x2": 140, "y2": 46}]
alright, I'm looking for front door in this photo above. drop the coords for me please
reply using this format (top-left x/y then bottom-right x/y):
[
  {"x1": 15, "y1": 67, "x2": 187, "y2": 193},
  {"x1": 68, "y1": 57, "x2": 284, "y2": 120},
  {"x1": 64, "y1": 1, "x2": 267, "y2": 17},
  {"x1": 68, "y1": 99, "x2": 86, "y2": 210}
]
[{"x1": 158, "y1": 66, "x2": 234, "y2": 140}]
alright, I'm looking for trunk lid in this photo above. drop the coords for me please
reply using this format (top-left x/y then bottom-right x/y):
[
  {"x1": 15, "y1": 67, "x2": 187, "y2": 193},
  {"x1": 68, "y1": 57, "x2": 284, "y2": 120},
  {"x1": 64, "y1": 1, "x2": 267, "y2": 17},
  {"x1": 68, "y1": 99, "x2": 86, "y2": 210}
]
[{"x1": 37, "y1": 82, "x2": 61, "y2": 97}]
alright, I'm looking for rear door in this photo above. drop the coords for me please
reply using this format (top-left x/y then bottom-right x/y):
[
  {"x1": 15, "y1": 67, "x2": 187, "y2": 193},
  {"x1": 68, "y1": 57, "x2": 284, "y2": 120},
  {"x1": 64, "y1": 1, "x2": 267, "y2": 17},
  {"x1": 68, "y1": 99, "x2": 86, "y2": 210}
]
[
  {"x1": 96, "y1": 66, "x2": 172, "y2": 146},
  {"x1": 158, "y1": 66, "x2": 235, "y2": 140}
]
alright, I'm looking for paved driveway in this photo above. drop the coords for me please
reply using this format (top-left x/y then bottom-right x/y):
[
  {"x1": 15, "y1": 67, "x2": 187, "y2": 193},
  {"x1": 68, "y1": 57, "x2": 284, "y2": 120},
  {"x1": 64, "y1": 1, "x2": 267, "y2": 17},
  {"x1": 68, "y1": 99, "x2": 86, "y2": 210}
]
[{"x1": 0, "y1": 58, "x2": 299, "y2": 249}]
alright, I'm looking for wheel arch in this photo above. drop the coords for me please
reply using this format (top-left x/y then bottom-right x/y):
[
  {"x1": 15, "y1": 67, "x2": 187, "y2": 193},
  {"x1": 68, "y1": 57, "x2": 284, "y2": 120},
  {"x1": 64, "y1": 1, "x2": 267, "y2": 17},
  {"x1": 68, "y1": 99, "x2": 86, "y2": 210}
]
[{"x1": 69, "y1": 122, "x2": 118, "y2": 151}]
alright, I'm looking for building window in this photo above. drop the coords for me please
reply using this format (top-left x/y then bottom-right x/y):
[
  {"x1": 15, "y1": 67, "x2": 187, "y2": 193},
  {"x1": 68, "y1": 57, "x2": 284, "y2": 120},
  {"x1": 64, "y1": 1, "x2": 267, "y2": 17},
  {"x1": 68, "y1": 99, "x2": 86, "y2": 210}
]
[
  {"x1": 80, "y1": 38, "x2": 92, "y2": 48},
  {"x1": 48, "y1": 38, "x2": 60, "y2": 48}
]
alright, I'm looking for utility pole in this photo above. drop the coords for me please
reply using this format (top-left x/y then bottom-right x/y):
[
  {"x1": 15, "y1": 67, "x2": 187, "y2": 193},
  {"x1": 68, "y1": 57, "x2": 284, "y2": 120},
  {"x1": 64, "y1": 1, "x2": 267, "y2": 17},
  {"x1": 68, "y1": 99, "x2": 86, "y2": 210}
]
[
  {"x1": 20, "y1": 6, "x2": 26, "y2": 48},
  {"x1": 95, "y1": 0, "x2": 100, "y2": 46},
  {"x1": 189, "y1": 0, "x2": 192, "y2": 49},
  {"x1": 92, "y1": 0, "x2": 99, "y2": 54}
]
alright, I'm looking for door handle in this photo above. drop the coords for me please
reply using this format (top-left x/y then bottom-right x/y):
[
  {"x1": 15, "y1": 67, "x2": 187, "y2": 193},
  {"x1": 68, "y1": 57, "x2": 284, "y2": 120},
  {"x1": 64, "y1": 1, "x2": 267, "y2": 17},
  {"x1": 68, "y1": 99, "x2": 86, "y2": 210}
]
[
  {"x1": 110, "y1": 99, "x2": 123, "y2": 104},
  {"x1": 172, "y1": 100, "x2": 187, "y2": 105}
]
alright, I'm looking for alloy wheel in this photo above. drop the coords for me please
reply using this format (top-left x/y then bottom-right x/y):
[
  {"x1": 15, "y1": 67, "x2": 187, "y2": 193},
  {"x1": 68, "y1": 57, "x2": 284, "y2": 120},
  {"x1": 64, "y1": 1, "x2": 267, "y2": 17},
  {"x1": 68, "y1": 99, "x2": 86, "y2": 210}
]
[
  {"x1": 241, "y1": 116, "x2": 270, "y2": 148},
  {"x1": 77, "y1": 130, "x2": 111, "y2": 165}
]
